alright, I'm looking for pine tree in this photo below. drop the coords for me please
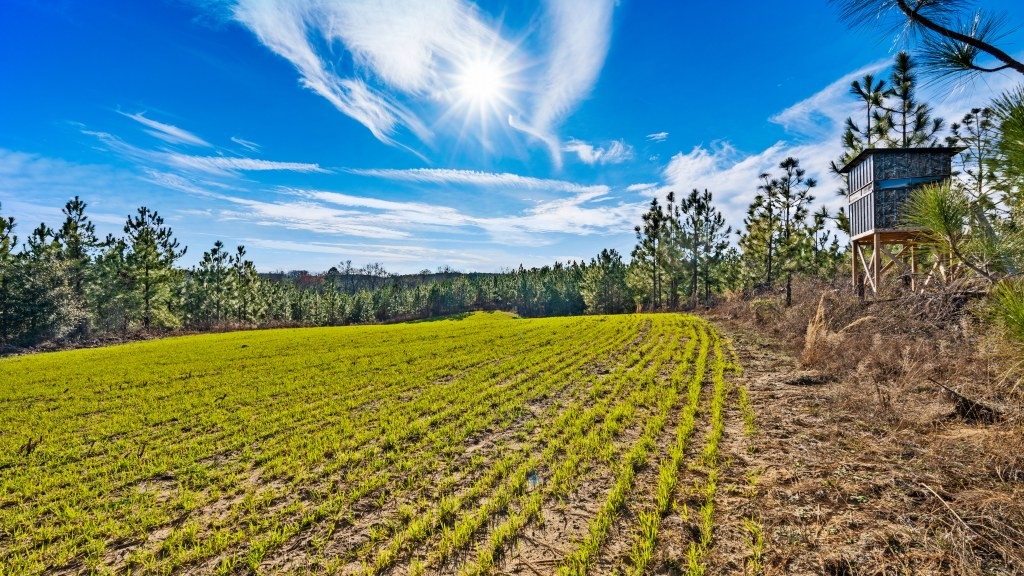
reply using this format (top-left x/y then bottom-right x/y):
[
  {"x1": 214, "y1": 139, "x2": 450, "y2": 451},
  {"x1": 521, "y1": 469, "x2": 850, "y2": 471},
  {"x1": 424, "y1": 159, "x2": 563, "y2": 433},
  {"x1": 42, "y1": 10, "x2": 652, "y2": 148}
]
[
  {"x1": 123, "y1": 207, "x2": 186, "y2": 329},
  {"x1": 89, "y1": 235, "x2": 132, "y2": 334},
  {"x1": 675, "y1": 190, "x2": 702, "y2": 308},
  {"x1": 832, "y1": 74, "x2": 891, "y2": 196},
  {"x1": 834, "y1": 0, "x2": 1024, "y2": 79},
  {"x1": 209, "y1": 242, "x2": 232, "y2": 321},
  {"x1": 19, "y1": 224, "x2": 81, "y2": 343},
  {"x1": 740, "y1": 159, "x2": 817, "y2": 304},
  {"x1": 885, "y1": 52, "x2": 944, "y2": 148},
  {"x1": 948, "y1": 107, "x2": 999, "y2": 216},
  {"x1": 809, "y1": 207, "x2": 844, "y2": 277},
  {"x1": 672, "y1": 189, "x2": 731, "y2": 307},
  {"x1": 581, "y1": 248, "x2": 630, "y2": 314},
  {"x1": 693, "y1": 190, "x2": 732, "y2": 305},
  {"x1": 738, "y1": 172, "x2": 781, "y2": 290},
  {"x1": 849, "y1": 74, "x2": 891, "y2": 149},
  {"x1": 631, "y1": 198, "x2": 668, "y2": 310},
  {"x1": 55, "y1": 197, "x2": 98, "y2": 336},
  {"x1": 662, "y1": 192, "x2": 686, "y2": 309},
  {"x1": 993, "y1": 89, "x2": 1024, "y2": 228},
  {"x1": 232, "y1": 245, "x2": 262, "y2": 323},
  {"x1": 775, "y1": 158, "x2": 817, "y2": 307}
]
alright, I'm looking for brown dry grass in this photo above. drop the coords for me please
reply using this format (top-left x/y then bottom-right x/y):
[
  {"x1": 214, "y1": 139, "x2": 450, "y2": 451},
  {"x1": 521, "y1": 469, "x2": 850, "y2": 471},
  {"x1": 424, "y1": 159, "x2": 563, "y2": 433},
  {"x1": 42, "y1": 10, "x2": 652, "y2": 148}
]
[{"x1": 707, "y1": 276, "x2": 1024, "y2": 575}]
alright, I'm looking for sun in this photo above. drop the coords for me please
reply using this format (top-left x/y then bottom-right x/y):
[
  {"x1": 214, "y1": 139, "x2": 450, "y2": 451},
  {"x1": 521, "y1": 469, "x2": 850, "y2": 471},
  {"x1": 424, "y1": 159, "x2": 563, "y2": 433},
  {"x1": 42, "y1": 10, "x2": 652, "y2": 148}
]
[
  {"x1": 456, "y1": 58, "x2": 506, "y2": 104},
  {"x1": 442, "y1": 47, "x2": 523, "y2": 147}
]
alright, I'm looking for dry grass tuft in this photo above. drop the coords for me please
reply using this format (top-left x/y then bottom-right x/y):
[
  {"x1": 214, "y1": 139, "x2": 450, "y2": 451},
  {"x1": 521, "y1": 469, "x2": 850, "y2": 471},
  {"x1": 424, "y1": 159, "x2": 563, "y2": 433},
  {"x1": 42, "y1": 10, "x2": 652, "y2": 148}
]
[{"x1": 708, "y1": 275, "x2": 1024, "y2": 574}]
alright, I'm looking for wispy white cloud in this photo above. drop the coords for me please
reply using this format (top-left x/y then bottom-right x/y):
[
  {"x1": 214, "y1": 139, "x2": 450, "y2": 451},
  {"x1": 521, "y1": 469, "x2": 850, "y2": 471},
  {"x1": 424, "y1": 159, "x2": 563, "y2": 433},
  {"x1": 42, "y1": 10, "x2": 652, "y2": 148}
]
[
  {"x1": 149, "y1": 165, "x2": 637, "y2": 246},
  {"x1": 311, "y1": 1, "x2": 505, "y2": 94},
  {"x1": 921, "y1": 70, "x2": 1023, "y2": 131},
  {"x1": 83, "y1": 118, "x2": 640, "y2": 245},
  {"x1": 141, "y1": 169, "x2": 227, "y2": 198},
  {"x1": 480, "y1": 188, "x2": 639, "y2": 243},
  {"x1": 223, "y1": 198, "x2": 409, "y2": 239},
  {"x1": 0, "y1": 147, "x2": 640, "y2": 271},
  {"x1": 646, "y1": 132, "x2": 669, "y2": 143},
  {"x1": 119, "y1": 111, "x2": 212, "y2": 147},
  {"x1": 658, "y1": 142, "x2": 808, "y2": 228},
  {"x1": 141, "y1": 171, "x2": 399, "y2": 238},
  {"x1": 231, "y1": 1, "x2": 429, "y2": 145},
  {"x1": 626, "y1": 182, "x2": 658, "y2": 193},
  {"x1": 515, "y1": 0, "x2": 616, "y2": 164},
  {"x1": 163, "y1": 154, "x2": 328, "y2": 175},
  {"x1": 84, "y1": 129, "x2": 327, "y2": 175},
  {"x1": 769, "y1": 60, "x2": 889, "y2": 140},
  {"x1": 562, "y1": 139, "x2": 633, "y2": 165},
  {"x1": 345, "y1": 167, "x2": 603, "y2": 193},
  {"x1": 241, "y1": 237, "x2": 507, "y2": 267},
  {"x1": 227, "y1": 0, "x2": 516, "y2": 147},
  {"x1": 230, "y1": 136, "x2": 261, "y2": 152},
  {"x1": 303, "y1": 185, "x2": 636, "y2": 244},
  {"x1": 771, "y1": 57, "x2": 1023, "y2": 142},
  {"x1": 302, "y1": 189, "x2": 475, "y2": 228},
  {"x1": 652, "y1": 64, "x2": 871, "y2": 228}
]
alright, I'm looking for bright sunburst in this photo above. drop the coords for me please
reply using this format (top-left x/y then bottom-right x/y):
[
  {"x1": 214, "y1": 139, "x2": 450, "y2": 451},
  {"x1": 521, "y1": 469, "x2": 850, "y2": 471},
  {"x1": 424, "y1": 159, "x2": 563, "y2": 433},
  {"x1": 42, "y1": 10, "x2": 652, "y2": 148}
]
[
  {"x1": 456, "y1": 58, "x2": 506, "y2": 104},
  {"x1": 443, "y1": 44, "x2": 525, "y2": 150}
]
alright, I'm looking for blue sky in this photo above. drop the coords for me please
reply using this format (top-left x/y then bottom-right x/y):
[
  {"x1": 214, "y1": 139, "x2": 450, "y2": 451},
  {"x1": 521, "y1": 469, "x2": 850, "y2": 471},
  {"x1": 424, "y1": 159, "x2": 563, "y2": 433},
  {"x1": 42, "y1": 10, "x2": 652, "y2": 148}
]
[{"x1": 2, "y1": 0, "x2": 1022, "y2": 273}]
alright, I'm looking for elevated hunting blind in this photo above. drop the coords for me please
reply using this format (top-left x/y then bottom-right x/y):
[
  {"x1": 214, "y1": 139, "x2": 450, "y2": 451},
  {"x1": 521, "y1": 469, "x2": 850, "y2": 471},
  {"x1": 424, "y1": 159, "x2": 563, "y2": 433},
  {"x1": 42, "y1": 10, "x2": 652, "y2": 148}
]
[{"x1": 840, "y1": 147, "x2": 961, "y2": 296}]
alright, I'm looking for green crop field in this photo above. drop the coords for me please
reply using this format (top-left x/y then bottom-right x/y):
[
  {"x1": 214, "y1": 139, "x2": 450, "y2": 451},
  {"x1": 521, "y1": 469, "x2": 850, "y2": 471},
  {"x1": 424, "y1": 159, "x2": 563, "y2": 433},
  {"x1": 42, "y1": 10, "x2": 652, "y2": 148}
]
[{"x1": 0, "y1": 312, "x2": 748, "y2": 575}]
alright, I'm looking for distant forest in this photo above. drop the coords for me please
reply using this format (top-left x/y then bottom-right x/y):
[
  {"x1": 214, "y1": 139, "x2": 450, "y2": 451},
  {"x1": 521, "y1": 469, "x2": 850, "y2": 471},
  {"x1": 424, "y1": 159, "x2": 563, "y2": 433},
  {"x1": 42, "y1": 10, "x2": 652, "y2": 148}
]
[{"x1": 0, "y1": 175, "x2": 841, "y2": 349}]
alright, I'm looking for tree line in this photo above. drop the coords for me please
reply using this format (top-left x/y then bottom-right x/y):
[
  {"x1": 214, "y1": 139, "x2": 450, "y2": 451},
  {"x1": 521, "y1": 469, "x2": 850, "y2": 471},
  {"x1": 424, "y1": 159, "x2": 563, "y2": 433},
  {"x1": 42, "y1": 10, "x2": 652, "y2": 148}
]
[
  {"x1": 0, "y1": 203, "x2": 599, "y2": 347},
  {"x1": 0, "y1": 155, "x2": 846, "y2": 349}
]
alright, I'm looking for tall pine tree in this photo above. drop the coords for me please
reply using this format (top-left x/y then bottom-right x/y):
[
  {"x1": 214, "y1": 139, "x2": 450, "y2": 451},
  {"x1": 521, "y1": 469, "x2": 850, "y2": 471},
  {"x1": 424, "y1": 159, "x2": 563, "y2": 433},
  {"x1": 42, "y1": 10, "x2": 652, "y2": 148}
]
[
  {"x1": 55, "y1": 197, "x2": 98, "y2": 336},
  {"x1": 775, "y1": 158, "x2": 817, "y2": 307},
  {"x1": 123, "y1": 207, "x2": 186, "y2": 329},
  {"x1": 631, "y1": 198, "x2": 668, "y2": 311}
]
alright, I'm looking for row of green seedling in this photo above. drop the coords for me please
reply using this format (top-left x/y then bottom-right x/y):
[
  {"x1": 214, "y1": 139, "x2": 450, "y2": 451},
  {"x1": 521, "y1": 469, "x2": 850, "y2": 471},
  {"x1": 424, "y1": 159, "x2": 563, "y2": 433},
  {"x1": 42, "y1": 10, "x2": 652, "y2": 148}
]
[
  {"x1": 456, "y1": 318, "x2": 695, "y2": 576},
  {"x1": 624, "y1": 319, "x2": 715, "y2": 576}
]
